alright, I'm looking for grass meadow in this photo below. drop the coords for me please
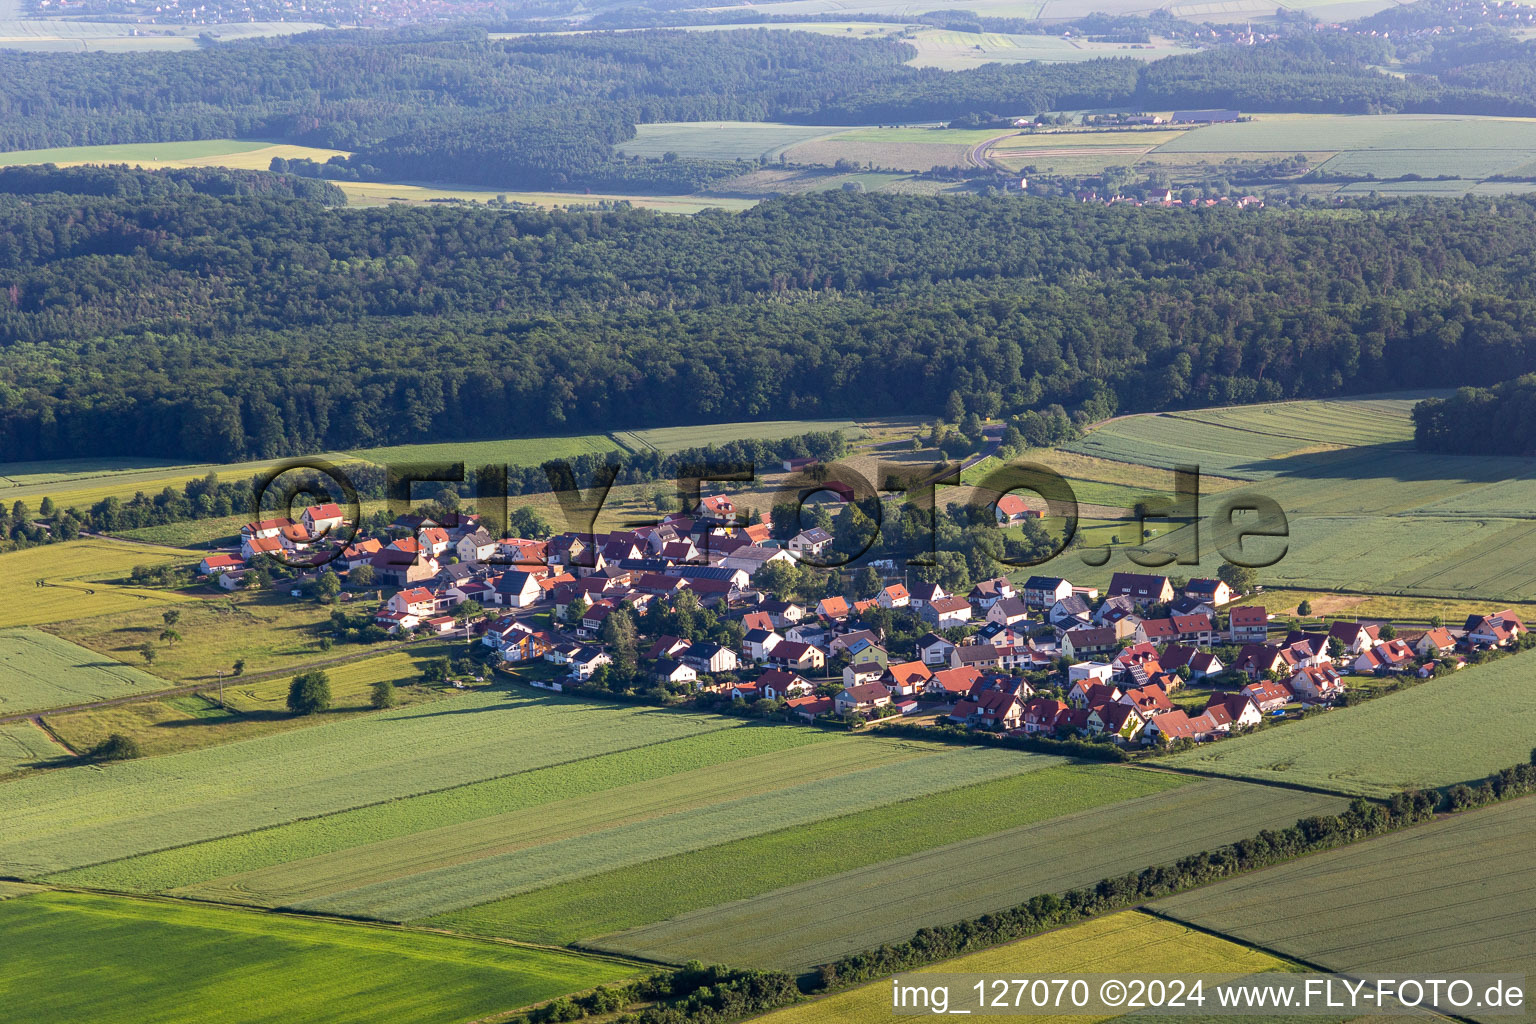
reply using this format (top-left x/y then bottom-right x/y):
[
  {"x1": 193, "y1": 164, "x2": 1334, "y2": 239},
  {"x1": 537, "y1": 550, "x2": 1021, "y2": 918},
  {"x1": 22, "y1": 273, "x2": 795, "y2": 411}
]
[
  {"x1": 0, "y1": 890, "x2": 636, "y2": 1024},
  {"x1": 1168, "y1": 653, "x2": 1536, "y2": 796},
  {"x1": 613, "y1": 418, "x2": 865, "y2": 453},
  {"x1": 1156, "y1": 796, "x2": 1536, "y2": 988},
  {"x1": 0, "y1": 721, "x2": 67, "y2": 774},
  {"x1": 616, "y1": 121, "x2": 851, "y2": 161},
  {"x1": 427, "y1": 763, "x2": 1182, "y2": 945},
  {"x1": 0, "y1": 627, "x2": 170, "y2": 714},
  {"x1": 2, "y1": 692, "x2": 740, "y2": 878},
  {"x1": 348, "y1": 433, "x2": 622, "y2": 469},
  {"x1": 591, "y1": 779, "x2": 1347, "y2": 969},
  {"x1": 0, "y1": 539, "x2": 200, "y2": 628}
]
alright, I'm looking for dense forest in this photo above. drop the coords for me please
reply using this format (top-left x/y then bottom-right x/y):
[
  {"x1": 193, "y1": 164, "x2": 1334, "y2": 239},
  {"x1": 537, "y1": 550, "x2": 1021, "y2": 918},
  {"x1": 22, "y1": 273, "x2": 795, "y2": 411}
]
[
  {"x1": 4, "y1": 173, "x2": 1536, "y2": 461},
  {"x1": 3, "y1": 28, "x2": 1536, "y2": 191},
  {"x1": 1412, "y1": 376, "x2": 1536, "y2": 454}
]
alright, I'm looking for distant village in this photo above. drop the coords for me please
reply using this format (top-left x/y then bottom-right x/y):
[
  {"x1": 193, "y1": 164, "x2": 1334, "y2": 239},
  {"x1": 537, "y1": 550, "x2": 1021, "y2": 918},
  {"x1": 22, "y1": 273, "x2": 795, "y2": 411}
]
[{"x1": 207, "y1": 487, "x2": 1527, "y2": 749}]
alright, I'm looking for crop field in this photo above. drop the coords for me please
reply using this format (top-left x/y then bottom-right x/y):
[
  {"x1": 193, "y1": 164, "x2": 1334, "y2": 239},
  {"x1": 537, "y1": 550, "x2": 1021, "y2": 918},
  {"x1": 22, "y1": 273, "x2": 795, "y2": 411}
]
[
  {"x1": 617, "y1": 121, "x2": 852, "y2": 161},
  {"x1": 591, "y1": 778, "x2": 1348, "y2": 969},
  {"x1": 1170, "y1": 653, "x2": 1536, "y2": 796},
  {"x1": 1156, "y1": 796, "x2": 1536, "y2": 999},
  {"x1": 904, "y1": 28, "x2": 1194, "y2": 68},
  {"x1": 348, "y1": 433, "x2": 623, "y2": 470},
  {"x1": 50, "y1": 591, "x2": 342, "y2": 683},
  {"x1": 784, "y1": 136, "x2": 978, "y2": 172},
  {"x1": 0, "y1": 455, "x2": 186, "y2": 488},
  {"x1": 0, "y1": 627, "x2": 170, "y2": 714},
  {"x1": 0, "y1": 692, "x2": 742, "y2": 878},
  {"x1": 613, "y1": 417, "x2": 865, "y2": 453},
  {"x1": 0, "y1": 450, "x2": 360, "y2": 507},
  {"x1": 0, "y1": 139, "x2": 349, "y2": 170},
  {"x1": 752, "y1": 911, "x2": 1292, "y2": 1024},
  {"x1": 1154, "y1": 113, "x2": 1536, "y2": 155},
  {"x1": 428, "y1": 762, "x2": 1183, "y2": 945},
  {"x1": 0, "y1": 539, "x2": 200, "y2": 628},
  {"x1": 214, "y1": 744, "x2": 1041, "y2": 923},
  {"x1": 0, "y1": 18, "x2": 323, "y2": 51},
  {"x1": 0, "y1": 721, "x2": 67, "y2": 774},
  {"x1": 331, "y1": 180, "x2": 759, "y2": 212},
  {"x1": 0, "y1": 890, "x2": 636, "y2": 1024}
]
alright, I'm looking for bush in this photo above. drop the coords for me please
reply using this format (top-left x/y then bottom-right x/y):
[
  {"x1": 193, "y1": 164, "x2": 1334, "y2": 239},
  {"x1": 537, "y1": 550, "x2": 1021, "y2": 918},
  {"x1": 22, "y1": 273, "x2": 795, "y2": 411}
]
[
  {"x1": 370, "y1": 679, "x2": 398, "y2": 709},
  {"x1": 86, "y1": 733, "x2": 141, "y2": 762}
]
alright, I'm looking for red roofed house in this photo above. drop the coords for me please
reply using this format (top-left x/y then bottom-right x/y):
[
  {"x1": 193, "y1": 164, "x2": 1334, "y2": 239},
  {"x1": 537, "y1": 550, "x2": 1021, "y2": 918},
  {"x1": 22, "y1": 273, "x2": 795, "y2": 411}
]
[
  {"x1": 1228, "y1": 605, "x2": 1269, "y2": 644},
  {"x1": 878, "y1": 583, "x2": 910, "y2": 609},
  {"x1": 1289, "y1": 664, "x2": 1346, "y2": 702},
  {"x1": 1465, "y1": 610, "x2": 1525, "y2": 648},
  {"x1": 1352, "y1": 639, "x2": 1415, "y2": 675},
  {"x1": 950, "y1": 688, "x2": 1025, "y2": 730},
  {"x1": 1328, "y1": 620, "x2": 1381, "y2": 656},
  {"x1": 695, "y1": 494, "x2": 737, "y2": 522},
  {"x1": 1022, "y1": 697, "x2": 1068, "y2": 734},
  {"x1": 387, "y1": 587, "x2": 437, "y2": 617},
  {"x1": 786, "y1": 695, "x2": 834, "y2": 720},
  {"x1": 302, "y1": 503, "x2": 345, "y2": 536},
  {"x1": 1119, "y1": 684, "x2": 1174, "y2": 716},
  {"x1": 924, "y1": 666, "x2": 983, "y2": 698},
  {"x1": 1204, "y1": 692, "x2": 1263, "y2": 729},
  {"x1": 994, "y1": 493, "x2": 1038, "y2": 525},
  {"x1": 1240, "y1": 678, "x2": 1293, "y2": 712},
  {"x1": 835, "y1": 681, "x2": 892, "y2": 715},
  {"x1": 757, "y1": 669, "x2": 813, "y2": 700},
  {"x1": 1088, "y1": 702, "x2": 1145, "y2": 742},
  {"x1": 882, "y1": 660, "x2": 934, "y2": 697},
  {"x1": 199, "y1": 553, "x2": 244, "y2": 575}
]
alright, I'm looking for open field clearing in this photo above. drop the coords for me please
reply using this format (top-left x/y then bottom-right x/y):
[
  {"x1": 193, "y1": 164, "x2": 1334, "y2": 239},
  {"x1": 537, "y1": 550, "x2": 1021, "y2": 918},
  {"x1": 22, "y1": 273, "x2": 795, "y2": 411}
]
[
  {"x1": 330, "y1": 180, "x2": 758, "y2": 212},
  {"x1": 991, "y1": 128, "x2": 1186, "y2": 173},
  {"x1": 0, "y1": 139, "x2": 347, "y2": 169},
  {"x1": 751, "y1": 911, "x2": 1292, "y2": 1024},
  {"x1": 617, "y1": 121, "x2": 852, "y2": 161},
  {"x1": 1155, "y1": 113, "x2": 1536, "y2": 155},
  {"x1": 0, "y1": 627, "x2": 170, "y2": 714},
  {"x1": 0, "y1": 890, "x2": 635, "y2": 1024},
  {"x1": 427, "y1": 763, "x2": 1182, "y2": 945},
  {"x1": 0, "y1": 539, "x2": 199, "y2": 628},
  {"x1": 1169, "y1": 654, "x2": 1536, "y2": 796},
  {"x1": 904, "y1": 28, "x2": 1194, "y2": 68},
  {"x1": 592, "y1": 778, "x2": 1347, "y2": 969},
  {"x1": 784, "y1": 136, "x2": 976, "y2": 172},
  {"x1": 267, "y1": 744, "x2": 1042, "y2": 922},
  {"x1": 613, "y1": 417, "x2": 866, "y2": 453},
  {"x1": 49, "y1": 592, "x2": 342, "y2": 683},
  {"x1": 113, "y1": 512, "x2": 253, "y2": 547},
  {"x1": 40, "y1": 656, "x2": 454, "y2": 763},
  {"x1": 0, "y1": 18, "x2": 323, "y2": 51},
  {"x1": 0, "y1": 721, "x2": 67, "y2": 774},
  {"x1": 0, "y1": 455, "x2": 185, "y2": 488},
  {"x1": 349, "y1": 433, "x2": 622, "y2": 469},
  {"x1": 0, "y1": 450, "x2": 359, "y2": 507},
  {"x1": 0, "y1": 693, "x2": 740, "y2": 878},
  {"x1": 1156, "y1": 796, "x2": 1536, "y2": 1007},
  {"x1": 60, "y1": 725, "x2": 835, "y2": 895}
]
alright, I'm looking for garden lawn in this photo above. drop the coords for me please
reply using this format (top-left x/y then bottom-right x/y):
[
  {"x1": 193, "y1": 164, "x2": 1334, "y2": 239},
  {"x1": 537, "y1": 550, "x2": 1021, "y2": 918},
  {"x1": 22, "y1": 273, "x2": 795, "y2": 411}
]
[
  {"x1": 427, "y1": 763, "x2": 1182, "y2": 945},
  {"x1": 0, "y1": 627, "x2": 170, "y2": 713},
  {"x1": 589, "y1": 778, "x2": 1348, "y2": 970},
  {"x1": 0, "y1": 890, "x2": 635, "y2": 1024},
  {"x1": 1167, "y1": 653, "x2": 1536, "y2": 796},
  {"x1": 0, "y1": 692, "x2": 741, "y2": 878}
]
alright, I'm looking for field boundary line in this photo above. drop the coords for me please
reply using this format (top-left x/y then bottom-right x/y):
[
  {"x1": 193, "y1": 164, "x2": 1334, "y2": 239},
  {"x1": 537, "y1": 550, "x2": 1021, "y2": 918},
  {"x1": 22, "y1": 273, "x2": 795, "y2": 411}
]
[{"x1": 1136, "y1": 762, "x2": 1368, "y2": 800}]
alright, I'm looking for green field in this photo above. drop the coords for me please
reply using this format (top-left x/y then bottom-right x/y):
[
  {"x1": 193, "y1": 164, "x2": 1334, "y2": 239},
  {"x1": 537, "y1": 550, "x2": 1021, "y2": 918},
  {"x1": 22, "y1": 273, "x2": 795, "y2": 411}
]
[
  {"x1": 0, "y1": 139, "x2": 347, "y2": 169},
  {"x1": 0, "y1": 721, "x2": 67, "y2": 774},
  {"x1": 1156, "y1": 796, "x2": 1536, "y2": 1006},
  {"x1": 904, "y1": 28, "x2": 1195, "y2": 68},
  {"x1": 0, "y1": 539, "x2": 200, "y2": 628},
  {"x1": 427, "y1": 763, "x2": 1184, "y2": 945},
  {"x1": 0, "y1": 693, "x2": 741, "y2": 878},
  {"x1": 348, "y1": 433, "x2": 623, "y2": 470},
  {"x1": 0, "y1": 627, "x2": 171, "y2": 714},
  {"x1": 752, "y1": 911, "x2": 1292, "y2": 1024},
  {"x1": 589, "y1": 778, "x2": 1348, "y2": 969},
  {"x1": 616, "y1": 121, "x2": 853, "y2": 161},
  {"x1": 204, "y1": 743, "x2": 1041, "y2": 923},
  {"x1": 1154, "y1": 113, "x2": 1536, "y2": 156},
  {"x1": 613, "y1": 418, "x2": 865, "y2": 453},
  {"x1": 0, "y1": 890, "x2": 635, "y2": 1024},
  {"x1": 1167, "y1": 654, "x2": 1536, "y2": 796}
]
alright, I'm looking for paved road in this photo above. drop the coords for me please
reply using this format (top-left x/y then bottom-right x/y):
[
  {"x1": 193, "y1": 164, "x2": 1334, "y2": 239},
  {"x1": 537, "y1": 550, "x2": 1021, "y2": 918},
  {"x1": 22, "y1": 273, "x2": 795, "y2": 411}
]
[{"x1": 967, "y1": 131, "x2": 1014, "y2": 170}]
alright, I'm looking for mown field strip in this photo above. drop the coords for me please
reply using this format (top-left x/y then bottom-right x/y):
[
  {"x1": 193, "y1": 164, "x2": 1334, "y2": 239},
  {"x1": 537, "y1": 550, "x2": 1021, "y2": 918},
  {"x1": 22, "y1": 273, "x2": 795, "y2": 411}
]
[
  {"x1": 592, "y1": 779, "x2": 1348, "y2": 970},
  {"x1": 0, "y1": 890, "x2": 637, "y2": 1024},
  {"x1": 2, "y1": 694, "x2": 740, "y2": 878},
  {"x1": 1167, "y1": 654, "x2": 1536, "y2": 796},
  {"x1": 1154, "y1": 796, "x2": 1536, "y2": 1000},
  {"x1": 174, "y1": 736, "x2": 926, "y2": 907},
  {"x1": 750, "y1": 911, "x2": 1293, "y2": 1024},
  {"x1": 51, "y1": 723, "x2": 831, "y2": 894},
  {"x1": 426, "y1": 763, "x2": 1184, "y2": 946},
  {"x1": 290, "y1": 746, "x2": 1049, "y2": 923}
]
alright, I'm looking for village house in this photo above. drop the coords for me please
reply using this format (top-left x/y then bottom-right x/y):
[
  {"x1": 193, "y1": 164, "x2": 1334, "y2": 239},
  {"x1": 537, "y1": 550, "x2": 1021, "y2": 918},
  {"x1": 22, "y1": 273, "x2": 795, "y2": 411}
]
[
  {"x1": 907, "y1": 581, "x2": 945, "y2": 609},
  {"x1": 1241, "y1": 678, "x2": 1293, "y2": 712},
  {"x1": 922, "y1": 595, "x2": 973, "y2": 629},
  {"x1": 1119, "y1": 683, "x2": 1175, "y2": 717},
  {"x1": 786, "y1": 695, "x2": 834, "y2": 720},
  {"x1": 1107, "y1": 572, "x2": 1175, "y2": 607},
  {"x1": 770, "y1": 640, "x2": 825, "y2": 673},
  {"x1": 1228, "y1": 605, "x2": 1269, "y2": 644},
  {"x1": 994, "y1": 493, "x2": 1038, "y2": 526},
  {"x1": 757, "y1": 668, "x2": 813, "y2": 700},
  {"x1": 1050, "y1": 594, "x2": 1094, "y2": 629},
  {"x1": 1067, "y1": 678, "x2": 1122, "y2": 709},
  {"x1": 1022, "y1": 575, "x2": 1074, "y2": 609},
  {"x1": 682, "y1": 642, "x2": 739, "y2": 674},
  {"x1": 1465, "y1": 610, "x2": 1525, "y2": 648},
  {"x1": 967, "y1": 578, "x2": 1016, "y2": 610},
  {"x1": 877, "y1": 583, "x2": 910, "y2": 609},
  {"x1": 1329, "y1": 620, "x2": 1381, "y2": 656},
  {"x1": 1352, "y1": 639, "x2": 1416, "y2": 674},
  {"x1": 199, "y1": 553, "x2": 244, "y2": 576},
  {"x1": 835, "y1": 681, "x2": 892, "y2": 715},
  {"x1": 1183, "y1": 578, "x2": 1234, "y2": 606},
  {"x1": 917, "y1": 632, "x2": 957, "y2": 666},
  {"x1": 1411, "y1": 627, "x2": 1457, "y2": 657},
  {"x1": 1204, "y1": 692, "x2": 1264, "y2": 730},
  {"x1": 1232, "y1": 643, "x2": 1297, "y2": 680},
  {"x1": 882, "y1": 660, "x2": 933, "y2": 697},
  {"x1": 567, "y1": 646, "x2": 612, "y2": 681},
  {"x1": 950, "y1": 644, "x2": 1005, "y2": 671},
  {"x1": 950, "y1": 688, "x2": 1025, "y2": 730},
  {"x1": 924, "y1": 665, "x2": 982, "y2": 699},
  {"x1": 651, "y1": 659, "x2": 698, "y2": 688},
  {"x1": 387, "y1": 587, "x2": 437, "y2": 618},
  {"x1": 742, "y1": 627, "x2": 783, "y2": 662},
  {"x1": 1143, "y1": 708, "x2": 1223, "y2": 744},
  {"x1": 695, "y1": 494, "x2": 737, "y2": 523},
  {"x1": 1088, "y1": 702, "x2": 1146, "y2": 743},
  {"x1": 721, "y1": 545, "x2": 794, "y2": 577},
  {"x1": 817, "y1": 596, "x2": 850, "y2": 621},
  {"x1": 494, "y1": 570, "x2": 543, "y2": 609},
  {"x1": 760, "y1": 599, "x2": 807, "y2": 628},
  {"x1": 454, "y1": 528, "x2": 497, "y2": 564},
  {"x1": 986, "y1": 596, "x2": 1031, "y2": 628},
  {"x1": 787, "y1": 528, "x2": 833, "y2": 559},
  {"x1": 1068, "y1": 661, "x2": 1114, "y2": 685},
  {"x1": 843, "y1": 663, "x2": 884, "y2": 688},
  {"x1": 1158, "y1": 643, "x2": 1223, "y2": 678},
  {"x1": 1289, "y1": 664, "x2": 1346, "y2": 702},
  {"x1": 1022, "y1": 697, "x2": 1068, "y2": 734},
  {"x1": 1061, "y1": 625, "x2": 1118, "y2": 660}
]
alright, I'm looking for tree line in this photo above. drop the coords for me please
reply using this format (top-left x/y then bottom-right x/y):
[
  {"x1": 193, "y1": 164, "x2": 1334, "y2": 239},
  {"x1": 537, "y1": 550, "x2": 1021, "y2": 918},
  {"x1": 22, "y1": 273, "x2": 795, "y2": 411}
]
[{"x1": 1411, "y1": 375, "x2": 1536, "y2": 454}]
